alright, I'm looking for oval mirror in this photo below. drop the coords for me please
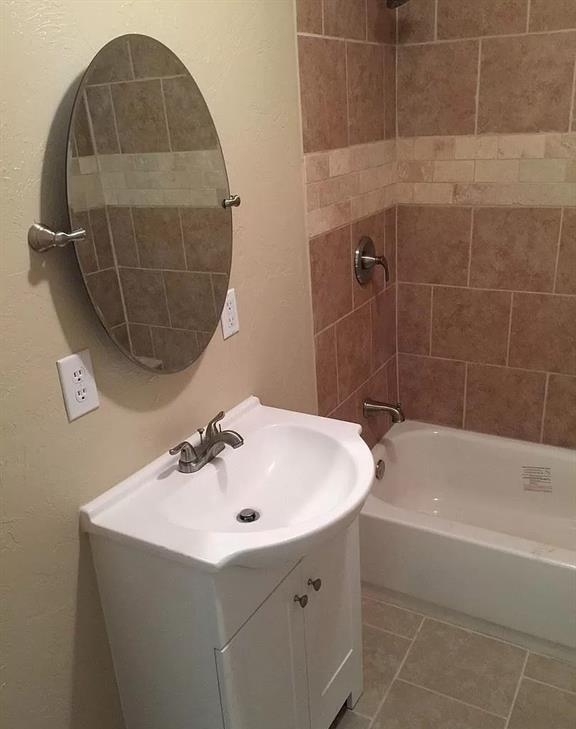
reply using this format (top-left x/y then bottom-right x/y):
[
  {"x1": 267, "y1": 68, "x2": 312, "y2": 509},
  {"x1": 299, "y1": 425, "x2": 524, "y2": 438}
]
[{"x1": 67, "y1": 34, "x2": 232, "y2": 373}]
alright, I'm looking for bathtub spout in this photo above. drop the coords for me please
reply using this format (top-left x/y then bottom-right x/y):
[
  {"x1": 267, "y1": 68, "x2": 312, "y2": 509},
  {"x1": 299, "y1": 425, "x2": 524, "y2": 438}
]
[{"x1": 363, "y1": 399, "x2": 405, "y2": 423}]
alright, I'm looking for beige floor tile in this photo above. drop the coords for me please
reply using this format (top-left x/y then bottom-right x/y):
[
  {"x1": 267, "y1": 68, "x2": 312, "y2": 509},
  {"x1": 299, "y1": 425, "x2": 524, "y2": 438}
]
[
  {"x1": 330, "y1": 707, "x2": 370, "y2": 729},
  {"x1": 362, "y1": 598, "x2": 423, "y2": 639},
  {"x1": 372, "y1": 679, "x2": 505, "y2": 729},
  {"x1": 508, "y1": 678, "x2": 576, "y2": 729},
  {"x1": 354, "y1": 626, "x2": 411, "y2": 717},
  {"x1": 524, "y1": 653, "x2": 576, "y2": 693},
  {"x1": 399, "y1": 619, "x2": 525, "y2": 716}
]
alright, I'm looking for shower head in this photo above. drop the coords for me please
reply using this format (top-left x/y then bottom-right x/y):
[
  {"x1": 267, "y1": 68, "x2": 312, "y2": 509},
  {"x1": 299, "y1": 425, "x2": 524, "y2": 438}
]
[{"x1": 387, "y1": 0, "x2": 410, "y2": 8}]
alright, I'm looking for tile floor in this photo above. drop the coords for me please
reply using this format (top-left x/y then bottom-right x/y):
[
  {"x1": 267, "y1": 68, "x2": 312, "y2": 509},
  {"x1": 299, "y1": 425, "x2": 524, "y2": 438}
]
[{"x1": 332, "y1": 586, "x2": 576, "y2": 729}]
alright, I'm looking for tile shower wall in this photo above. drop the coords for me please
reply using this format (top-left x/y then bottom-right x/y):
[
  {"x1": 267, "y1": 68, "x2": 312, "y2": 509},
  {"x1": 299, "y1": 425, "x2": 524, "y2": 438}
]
[
  {"x1": 296, "y1": 0, "x2": 400, "y2": 446},
  {"x1": 297, "y1": 0, "x2": 575, "y2": 449},
  {"x1": 394, "y1": 0, "x2": 576, "y2": 448}
]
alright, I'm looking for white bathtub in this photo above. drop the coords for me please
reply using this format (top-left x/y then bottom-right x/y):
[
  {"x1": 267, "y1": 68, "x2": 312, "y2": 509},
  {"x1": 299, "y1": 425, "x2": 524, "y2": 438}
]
[{"x1": 360, "y1": 421, "x2": 576, "y2": 648}]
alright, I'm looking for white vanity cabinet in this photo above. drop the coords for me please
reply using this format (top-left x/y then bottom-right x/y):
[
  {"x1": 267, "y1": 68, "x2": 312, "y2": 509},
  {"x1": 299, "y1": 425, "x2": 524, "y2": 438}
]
[
  {"x1": 89, "y1": 521, "x2": 363, "y2": 729},
  {"x1": 217, "y1": 525, "x2": 362, "y2": 729}
]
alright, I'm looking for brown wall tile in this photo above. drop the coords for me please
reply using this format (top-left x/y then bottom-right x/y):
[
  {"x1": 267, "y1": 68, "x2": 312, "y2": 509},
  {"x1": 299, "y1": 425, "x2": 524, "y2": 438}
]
[
  {"x1": 529, "y1": 0, "x2": 576, "y2": 31},
  {"x1": 85, "y1": 86, "x2": 120, "y2": 154},
  {"x1": 73, "y1": 95, "x2": 94, "y2": 157},
  {"x1": 398, "y1": 283, "x2": 431, "y2": 354},
  {"x1": 465, "y1": 364, "x2": 546, "y2": 441},
  {"x1": 315, "y1": 327, "x2": 339, "y2": 416},
  {"x1": 329, "y1": 392, "x2": 359, "y2": 423},
  {"x1": 111, "y1": 80, "x2": 170, "y2": 153},
  {"x1": 556, "y1": 208, "x2": 576, "y2": 295},
  {"x1": 163, "y1": 76, "x2": 218, "y2": 152},
  {"x1": 397, "y1": 206, "x2": 471, "y2": 285},
  {"x1": 119, "y1": 268, "x2": 170, "y2": 326},
  {"x1": 336, "y1": 303, "x2": 372, "y2": 399},
  {"x1": 132, "y1": 207, "x2": 186, "y2": 270},
  {"x1": 385, "y1": 207, "x2": 397, "y2": 283},
  {"x1": 398, "y1": 353, "x2": 465, "y2": 427},
  {"x1": 85, "y1": 269, "x2": 125, "y2": 328},
  {"x1": 543, "y1": 374, "x2": 576, "y2": 448},
  {"x1": 163, "y1": 271, "x2": 216, "y2": 331},
  {"x1": 367, "y1": 0, "x2": 397, "y2": 43},
  {"x1": 87, "y1": 38, "x2": 132, "y2": 84},
  {"x1": 372, "y1": 285, "x2": 397, "y2": 368},
  {"x1": 180, "y1": 207, "x2": 232, "y2": 273},
  {"x1": 309, "y1": 226, "x2": 353, "y2": 332},
  {"x1": 128, "y1": 35, "x2": 187, "y2": 78},
  {"x1": 384, "y1": 45, "x2": 397, "y2": 140},
  {"x1": 398, "y1": 0, "x2": 436, "y2": 44},
  {"x1": 296, "y1": 0, "x2": 323, "y2": 34},
  {"x1": 352, "y1": 213, "x2": 386, "y2": 308},
  {"x1": 71, "y1": 211, "x2": 98, "y2": 273},
  {"x1": 324, "y1": 0, "x2": 366, "y2": 40},
  {"x1": 347, "y1": 43, "x2": 385, "y2": 145},
  {"x1": 397, "y1": 41, "x2": 478, "y2": 137},
  {"x1": 128, "y1": 323, "x2": 154, "y2": 358},
  {"x1": 298, "y1": 36, "x2": 348, "y2": 152},
  {"x1": 89, "y1": 208, "x2": 114, "y2": 269},
  {"x1": 478, "y1": 33, "x2": 576, "y2": 134},
  {"x1": 509, "y1": 293, "x2": 576, "y2": 374},
  {"x1": 437, "y1": 0, "x2": 528, "y2": 40},
  {"x1": 150, "y1": 327, "x2": 201, "y2": 372},
  {"x1": 110, "y1": 322, "x2": 130, "y2": 351},
  {"x1": 470, "y1": 207, "x2": 561, "y2": 292},
  {"x1": 432, "y1": 286, "x2": 511, "y2": 365},
  {"x1": 107, "y1": 206, "x2": 138, "y2": 267}
]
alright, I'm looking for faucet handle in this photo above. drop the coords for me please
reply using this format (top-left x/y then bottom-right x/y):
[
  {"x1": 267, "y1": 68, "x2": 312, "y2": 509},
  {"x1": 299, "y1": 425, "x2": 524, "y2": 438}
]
[
  {"x1": 205, "y1": 411, "x2": 225, "y2": 440},
  {"x1": 169, "y1": 441, "x2": 197, "y2": 462}
]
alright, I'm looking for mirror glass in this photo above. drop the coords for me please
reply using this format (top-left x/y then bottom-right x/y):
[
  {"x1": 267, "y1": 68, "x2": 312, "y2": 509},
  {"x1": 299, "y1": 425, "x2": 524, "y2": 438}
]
[{"x1": 67, "y1": 34, "x2": 232, "y2": 373}]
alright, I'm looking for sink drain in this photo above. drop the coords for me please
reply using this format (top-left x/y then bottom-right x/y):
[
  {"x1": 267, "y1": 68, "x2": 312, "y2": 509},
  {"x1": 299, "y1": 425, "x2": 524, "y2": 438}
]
[{"x1": 236, "y1": 508, "x2": 260, "y2": 523}]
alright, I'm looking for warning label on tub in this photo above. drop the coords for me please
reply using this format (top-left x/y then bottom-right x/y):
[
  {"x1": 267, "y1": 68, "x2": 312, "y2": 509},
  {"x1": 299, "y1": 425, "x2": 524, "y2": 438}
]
[{"x1": 522, "y1": 466, "x2": 552, "y2": 492}]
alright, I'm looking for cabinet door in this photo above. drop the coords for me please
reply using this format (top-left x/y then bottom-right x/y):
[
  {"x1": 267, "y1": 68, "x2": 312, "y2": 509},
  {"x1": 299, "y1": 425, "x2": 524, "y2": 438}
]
[
  {"x1": 302, "y1": 524, "x2": 362, "y2": 729},
  {"x1": 216, "y1": 566, "x2": 311, "y2": 729}
]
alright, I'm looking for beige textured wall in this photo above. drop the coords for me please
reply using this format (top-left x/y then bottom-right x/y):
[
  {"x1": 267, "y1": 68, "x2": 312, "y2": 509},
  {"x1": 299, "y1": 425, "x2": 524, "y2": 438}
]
[{"x1": 0, "y1": 2, "x2": 316, "y2": 726}]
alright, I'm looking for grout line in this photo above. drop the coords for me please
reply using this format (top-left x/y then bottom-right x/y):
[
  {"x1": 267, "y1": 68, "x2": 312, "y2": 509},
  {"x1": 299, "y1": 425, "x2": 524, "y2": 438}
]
[
  {"x1": 474, "y1": 40, "x2": 482, "y2": 136},
  {"x1": 321, "y1": 0, "x2": 324, "y2": 35},
  {"x1": 522, "y1": 675, "x2": 576, "y2": 697},
  {"x1": 333, "y1": 325, "x2": 341, "y2": 405},
  {"x1": 159, "y1": 79, "x2": 174, "y2": 153},
  {"x1": 345, "y1": 42, "x2": 351, "y2": 148},
  {"x1": 397, "y1": 678, "x2": 509, "y2": 720},
  {"x1": 466, "y1": 208, "x2": 474, "y2": 287},
  {"x1": 394, "y1": 352, "x2": 564, "y2": 378},
  {"x1": 504, "y1": 651, "x2": 529, "y2": 728},
  {"x1": 525, "y1": 0, "x2": 531, "y2": 34},
  {"x1": 434, "y1": 0, "x2": 438, "y2": 42},
  {"x1": 366, "y1": 617, "x2": 426, "y2": 728},
  {"x1": 538, "y1": 372, "x2": 550, "y2": 444},
  {"x1": 552, "y1": 207, "x2": 564, "y2": 293},
  {"x1": 365, "y1": 0, "x2": 368, "y2": 42},
  {"x1": 362, "y1": 621, "x2": 421, "y2": 642},
  {"x1": 327, "y1": 352, "x2": 397, "y2": 418},
  {"x1": 395, "y1": 26, "x2": 576, "y2": 47},
  {"x1": 297, "y1": 31, "x2": 394, "y2": 47},
  {"x1": 570, "y1": 53, "x2": 576, "y2": 132},
  {"x1": 428, "y1": 286, "x2": 434, "y2": 355},
  {"x1": 461, "y1": 362, "x2": 468, "y2": 428},
  {"x1": 505, "y1": 292, "x2": 514, "y2": 366},
  {"x1": 363, "y1": 594, "x2": 425, "y2": 621},
  {"x1": 125, "y1": 37, "x2": 136, "y2": 80},
  {"x1": 84, "y1": 73, "x2": 188, "y2": 89},
  {"x1": 396, "y1": 281, "x2": 576, "y2": 299}
]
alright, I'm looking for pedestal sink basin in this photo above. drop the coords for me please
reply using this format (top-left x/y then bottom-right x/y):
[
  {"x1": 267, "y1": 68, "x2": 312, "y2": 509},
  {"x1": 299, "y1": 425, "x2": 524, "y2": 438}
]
[{"x1": 80, "y1": 396, "x2": 374, "y2": 571}]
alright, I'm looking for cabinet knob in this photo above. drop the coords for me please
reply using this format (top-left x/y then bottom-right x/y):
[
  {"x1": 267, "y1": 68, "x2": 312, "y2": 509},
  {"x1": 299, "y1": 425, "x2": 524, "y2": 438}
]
[
  {"x1": 307, "y1": 578, "x2": 322, "y2": 592},
  {"x1": 294, "y1": 594, "x2": 308, "y2": 608}
]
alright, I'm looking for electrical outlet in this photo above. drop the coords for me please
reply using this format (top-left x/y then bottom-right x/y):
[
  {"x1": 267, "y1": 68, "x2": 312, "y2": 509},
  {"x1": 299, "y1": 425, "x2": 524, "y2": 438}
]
[
  {"x1": 221, "y1": 288, "x2": 240, "y2": 339},
  {"x1": 56, "y1": 349, "x2": 99, "y2": 421}
]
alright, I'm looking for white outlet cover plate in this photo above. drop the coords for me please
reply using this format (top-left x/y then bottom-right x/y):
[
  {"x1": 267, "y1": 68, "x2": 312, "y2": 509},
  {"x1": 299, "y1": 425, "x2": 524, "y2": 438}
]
[
  {"x1": 56, "y1": 349, "x2": 100, "y2": 421},
  {"x1": 221, "y1": 288, "x2": 240, "y2": 339}
]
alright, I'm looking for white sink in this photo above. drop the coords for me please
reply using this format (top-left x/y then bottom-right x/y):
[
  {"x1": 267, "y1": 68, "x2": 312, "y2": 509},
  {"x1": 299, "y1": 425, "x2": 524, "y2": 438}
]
[{"x1": 80, "y1": 397, "x2": 374, "y2": 571}]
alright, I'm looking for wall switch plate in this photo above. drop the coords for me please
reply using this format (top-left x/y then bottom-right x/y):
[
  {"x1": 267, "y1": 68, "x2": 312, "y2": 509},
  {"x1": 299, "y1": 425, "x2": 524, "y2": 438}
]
[
  {"x1": 221, "y1": 288, "x2": 240, "y2": 339},
  {"x1": 56, "y1": 349, "x2": 100, "y2": 421}
]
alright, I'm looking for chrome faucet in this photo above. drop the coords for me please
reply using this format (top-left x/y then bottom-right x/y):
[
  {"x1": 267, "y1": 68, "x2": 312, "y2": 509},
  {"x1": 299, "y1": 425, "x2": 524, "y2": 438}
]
[
  {"x1": 169, "y1": 411, "x2": 244, "y2": 473},
  {"x1": 363, "y1": 399, "x2": 405, "y2": 424}
]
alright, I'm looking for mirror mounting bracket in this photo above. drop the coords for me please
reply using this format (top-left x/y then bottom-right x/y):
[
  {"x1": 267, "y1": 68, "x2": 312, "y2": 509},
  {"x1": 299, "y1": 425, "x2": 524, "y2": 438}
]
[{"x1": 28, "y1": 223, "x2": 86, "y2": 253}]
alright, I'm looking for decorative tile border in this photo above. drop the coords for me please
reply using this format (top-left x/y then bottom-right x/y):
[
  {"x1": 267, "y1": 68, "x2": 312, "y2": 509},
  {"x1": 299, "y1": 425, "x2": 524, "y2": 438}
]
[{"x1": 304, "y1": 133, "x2": 576, "y2": 237}]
